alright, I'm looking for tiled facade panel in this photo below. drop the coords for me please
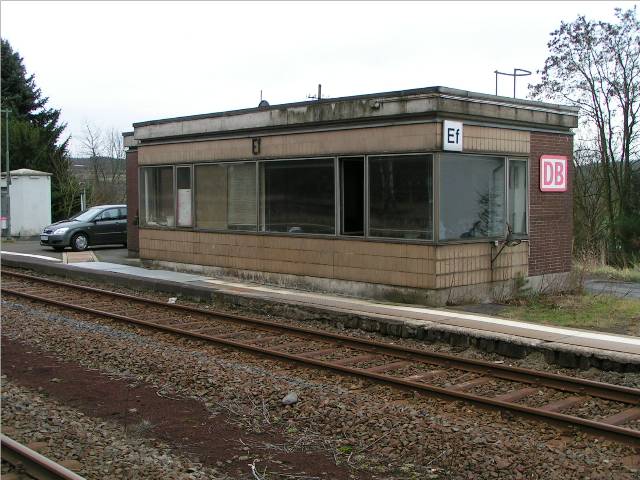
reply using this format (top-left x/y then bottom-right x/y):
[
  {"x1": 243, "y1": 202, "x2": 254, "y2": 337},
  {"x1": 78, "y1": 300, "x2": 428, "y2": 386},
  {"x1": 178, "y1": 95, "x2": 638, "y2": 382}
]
[
  {"x1": 528, "y1": 132, "x2": 573, "y2": 276},
  {"x1": 139, "y1": 124, "x2": 439, "y2": 164},
  {"x1": 139, "y1": 230, "x2": 529, "y2": 289},
  {"x1": 435, "y1": 243, "x2": 528, "y2": 289},
  {"x1": 463, "y1": 126, "x2": 530, "y2": 154},
  {"x1": 138, "y1": 124, "x2": 530, "y2": 165}
]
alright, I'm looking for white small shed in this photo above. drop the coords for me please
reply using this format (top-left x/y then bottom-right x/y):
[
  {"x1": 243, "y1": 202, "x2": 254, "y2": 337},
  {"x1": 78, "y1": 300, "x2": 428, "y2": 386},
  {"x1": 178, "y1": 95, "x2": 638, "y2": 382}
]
[{"x1": 1, "y1": 168, "x2": 52, "y2": 237}]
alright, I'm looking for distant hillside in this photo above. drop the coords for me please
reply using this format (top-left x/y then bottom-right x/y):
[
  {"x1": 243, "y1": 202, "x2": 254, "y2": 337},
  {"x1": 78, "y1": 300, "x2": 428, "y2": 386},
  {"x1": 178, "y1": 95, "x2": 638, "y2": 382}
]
[{"x1": 70, "y1": 156, "x2": 126, "y2": 182}]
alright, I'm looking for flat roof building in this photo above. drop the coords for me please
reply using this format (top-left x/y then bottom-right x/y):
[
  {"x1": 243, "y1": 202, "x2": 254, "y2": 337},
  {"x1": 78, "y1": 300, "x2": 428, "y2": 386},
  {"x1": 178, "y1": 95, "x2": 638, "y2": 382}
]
[{"x1": 124, "y1": 86, "x2": 578, "y2": 304}]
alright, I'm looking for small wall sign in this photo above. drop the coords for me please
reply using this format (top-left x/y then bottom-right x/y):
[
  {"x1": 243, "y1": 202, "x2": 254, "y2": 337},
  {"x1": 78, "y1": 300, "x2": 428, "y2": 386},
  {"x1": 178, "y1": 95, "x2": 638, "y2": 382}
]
[
  {"x1": 540, "y1": 155, "x2": 568, "y2": 192},
  {"x1": 443, "y1": 120, "x2": 463, "y2": 152}
]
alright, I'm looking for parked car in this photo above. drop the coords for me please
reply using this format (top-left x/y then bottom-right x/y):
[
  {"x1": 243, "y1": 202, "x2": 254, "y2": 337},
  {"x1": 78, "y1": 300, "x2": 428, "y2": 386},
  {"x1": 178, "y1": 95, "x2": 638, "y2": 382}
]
[{"x1": 40, "y1": 204, "x2": 127, "y2": 251}]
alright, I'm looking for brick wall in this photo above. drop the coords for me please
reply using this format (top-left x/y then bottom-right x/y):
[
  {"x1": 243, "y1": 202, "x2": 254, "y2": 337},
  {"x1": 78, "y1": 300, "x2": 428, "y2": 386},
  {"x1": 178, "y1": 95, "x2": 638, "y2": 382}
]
[
  {"x1": 126, "y1": 149, "x2": 139, "y2": 254},
  {"x1": 528, "y1": 132, "x2": 573, "y2": 276}
]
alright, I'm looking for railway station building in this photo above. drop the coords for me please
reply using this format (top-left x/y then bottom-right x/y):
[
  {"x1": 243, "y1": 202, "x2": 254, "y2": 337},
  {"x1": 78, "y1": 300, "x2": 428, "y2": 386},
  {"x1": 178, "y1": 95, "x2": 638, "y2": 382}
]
[{"x1": 123, "y1": 86, "x2": 578, "y2": 305}]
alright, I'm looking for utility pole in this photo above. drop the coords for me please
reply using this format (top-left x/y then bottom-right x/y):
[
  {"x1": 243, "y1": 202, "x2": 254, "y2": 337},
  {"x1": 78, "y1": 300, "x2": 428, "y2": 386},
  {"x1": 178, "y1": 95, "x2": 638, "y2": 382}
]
[{"x1": 1, "y1": 108, "x2": 11, "y2": 237}]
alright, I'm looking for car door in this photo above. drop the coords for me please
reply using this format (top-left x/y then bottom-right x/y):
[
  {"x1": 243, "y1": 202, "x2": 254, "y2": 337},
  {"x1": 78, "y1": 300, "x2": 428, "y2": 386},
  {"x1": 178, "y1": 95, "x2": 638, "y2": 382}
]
[
  {"x1": 93, "y1": 208, "x2": 121, "y2": 245},
  {"x1": 116, "y1": 207, "x2": 127, "y2": 244}
]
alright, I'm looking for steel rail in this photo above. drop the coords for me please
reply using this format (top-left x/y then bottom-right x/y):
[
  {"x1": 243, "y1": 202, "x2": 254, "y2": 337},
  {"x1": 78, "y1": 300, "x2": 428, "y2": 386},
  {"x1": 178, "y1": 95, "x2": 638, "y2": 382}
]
[
  {"x1": 2, "y1": 275, "x2": 640, "y2": 443},
  {"x1": 1, "y1": 435, "x2": 86, "y2": 480},
  {"x1": 3, "y1": 269, "x2": 638, "y2": 404}
]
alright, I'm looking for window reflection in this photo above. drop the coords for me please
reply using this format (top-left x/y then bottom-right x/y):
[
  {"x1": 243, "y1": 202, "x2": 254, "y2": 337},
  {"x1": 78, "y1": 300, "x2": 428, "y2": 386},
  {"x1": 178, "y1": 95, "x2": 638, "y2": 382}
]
[
  {"x1": 141, "y1": 167, "x2": 175, "y2": 227},
  {"x1": 440, "y1": 154, "x2": 505, "y2": 240}
]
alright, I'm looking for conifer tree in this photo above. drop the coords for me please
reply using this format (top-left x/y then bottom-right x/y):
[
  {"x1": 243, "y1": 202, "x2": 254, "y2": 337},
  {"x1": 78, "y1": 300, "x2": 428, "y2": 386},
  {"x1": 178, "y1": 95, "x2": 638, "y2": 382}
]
[{"x1": 1, "y1": 39, "x2": 80, "y2": 219}]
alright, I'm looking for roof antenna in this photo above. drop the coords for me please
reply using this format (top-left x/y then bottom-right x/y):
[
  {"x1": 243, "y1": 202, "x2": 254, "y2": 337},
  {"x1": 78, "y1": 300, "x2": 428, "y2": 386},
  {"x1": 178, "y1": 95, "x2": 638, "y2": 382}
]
[
  {"x1": 307, "y1": 84, "x2": 322, "y2": 101},
  {"x1": 494, "y1": 68, "x2": 531, "y2": 97},
  {"x1": 258, "y1": 89, "x2": 270, "y2": 109}
]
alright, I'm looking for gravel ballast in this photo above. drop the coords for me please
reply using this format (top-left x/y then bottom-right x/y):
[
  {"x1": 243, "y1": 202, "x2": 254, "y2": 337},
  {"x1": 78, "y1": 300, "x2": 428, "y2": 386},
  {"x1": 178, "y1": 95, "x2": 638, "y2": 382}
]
[{"x1": 2, "y1": 294, "x2": 640, "y2": 479}]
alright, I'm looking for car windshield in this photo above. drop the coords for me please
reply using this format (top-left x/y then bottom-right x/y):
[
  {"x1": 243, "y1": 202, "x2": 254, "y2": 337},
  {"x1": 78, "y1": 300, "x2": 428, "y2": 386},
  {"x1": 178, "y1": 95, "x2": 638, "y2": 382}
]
[{"x1": 70, "y1": 207, "x2": 103, "y2": 222}]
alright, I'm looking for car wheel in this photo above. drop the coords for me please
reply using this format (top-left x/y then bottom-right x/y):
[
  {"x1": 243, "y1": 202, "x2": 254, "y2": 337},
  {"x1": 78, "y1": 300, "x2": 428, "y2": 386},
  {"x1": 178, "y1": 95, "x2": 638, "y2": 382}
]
[{"x1": 71, "y1": 233, "x2": 89, "y2": 252}]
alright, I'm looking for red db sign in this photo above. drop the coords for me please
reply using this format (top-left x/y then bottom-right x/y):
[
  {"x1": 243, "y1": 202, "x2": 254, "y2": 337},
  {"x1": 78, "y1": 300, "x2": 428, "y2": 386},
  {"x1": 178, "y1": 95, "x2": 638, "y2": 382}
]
[{"x1": 540, "y1": 155, "x2": 568, "y2": 192}]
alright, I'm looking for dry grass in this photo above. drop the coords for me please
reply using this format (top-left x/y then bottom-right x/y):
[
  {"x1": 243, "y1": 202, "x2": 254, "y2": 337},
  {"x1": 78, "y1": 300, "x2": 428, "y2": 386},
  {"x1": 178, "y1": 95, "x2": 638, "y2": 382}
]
[{"x1": 503, "y1": 293, "x2": 640, "y2": 334}]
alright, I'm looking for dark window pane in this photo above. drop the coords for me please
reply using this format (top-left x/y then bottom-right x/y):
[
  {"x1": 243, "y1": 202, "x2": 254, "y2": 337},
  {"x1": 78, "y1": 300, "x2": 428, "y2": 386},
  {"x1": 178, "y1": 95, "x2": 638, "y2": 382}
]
[
  {"x1": 260, "y1": 159, "x2": 335, "y2": 234},
  {"x1": 177, "y1": 167, "x2": 191, "y2": 190},
  {"x1": 140, "y1": 167, "x2": 174, "y2": 227},
  {"x1": 368, "y1": 154, "x2": 433, "y2": 240},
  {"x1": 440, "y1": 154, "x2": 505, "y2": 240},
  {"x1": 508, "y1": 160, "x2": 527, "y2": 235},
  {"x1": 341, "y1": 157, "x2": 364, "y2": 236}
]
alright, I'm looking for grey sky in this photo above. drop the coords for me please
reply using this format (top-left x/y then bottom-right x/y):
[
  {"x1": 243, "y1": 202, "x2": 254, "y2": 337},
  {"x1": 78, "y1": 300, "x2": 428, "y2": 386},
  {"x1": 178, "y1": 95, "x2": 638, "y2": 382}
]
[{"x1": 1, "y1": 1, "x2": 634, "y2": 155}]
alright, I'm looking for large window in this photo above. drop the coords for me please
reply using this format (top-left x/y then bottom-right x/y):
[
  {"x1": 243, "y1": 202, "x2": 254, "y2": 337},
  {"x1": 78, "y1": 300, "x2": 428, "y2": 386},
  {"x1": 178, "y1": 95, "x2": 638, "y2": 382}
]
[
  {"x1": 195, "y1": 162, "x2": 256, "y2": 230},
  {"x1": 141, "y1": 152, "x2": 527, "y2": 243},
  {"x1": 141, "y1": 166, "x2": 175, "y2": 227},
  {"x1": 260, "y1": 159, "x2": 335, "y2": 234},
  {"x1": 368, "y1": 154, "x2": 433, "y2": 240},
  {"x1": 508, "y1": 159, "x2": 527, "y2": 235},
  {"x1": 439, "y1": 154, "x2": 505, "y2": 240}
]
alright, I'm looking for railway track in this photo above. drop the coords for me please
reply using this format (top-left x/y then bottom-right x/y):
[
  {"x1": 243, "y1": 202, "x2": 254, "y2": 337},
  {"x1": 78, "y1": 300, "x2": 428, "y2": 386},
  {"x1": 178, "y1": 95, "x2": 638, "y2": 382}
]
[
  {"x1": 2, "y1": 269, "x2": 640, "y2": 444},
  {"x1": 1, "y1": 434, "x2": 85, "y2": 480}
]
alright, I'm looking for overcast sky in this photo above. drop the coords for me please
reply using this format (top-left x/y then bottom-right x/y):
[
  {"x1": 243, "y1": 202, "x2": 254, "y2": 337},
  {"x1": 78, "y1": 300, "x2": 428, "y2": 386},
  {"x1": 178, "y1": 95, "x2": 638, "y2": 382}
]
[{"x1": 1, "y1": 1, "x2": 636, "y2": 155}]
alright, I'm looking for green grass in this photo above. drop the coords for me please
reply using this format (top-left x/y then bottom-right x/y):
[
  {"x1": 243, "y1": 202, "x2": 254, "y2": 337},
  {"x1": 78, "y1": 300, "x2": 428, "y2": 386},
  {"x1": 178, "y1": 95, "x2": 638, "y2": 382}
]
[{"x1": 503, "y1": 293, "x2": 640, "y2": 334}]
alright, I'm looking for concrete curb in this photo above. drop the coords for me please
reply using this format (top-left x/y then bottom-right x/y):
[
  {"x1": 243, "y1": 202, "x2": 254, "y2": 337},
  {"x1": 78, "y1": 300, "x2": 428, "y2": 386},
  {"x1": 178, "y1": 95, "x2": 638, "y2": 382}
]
[{"x1": 3, "y1": 255, "x2": 639, "y2": 372}]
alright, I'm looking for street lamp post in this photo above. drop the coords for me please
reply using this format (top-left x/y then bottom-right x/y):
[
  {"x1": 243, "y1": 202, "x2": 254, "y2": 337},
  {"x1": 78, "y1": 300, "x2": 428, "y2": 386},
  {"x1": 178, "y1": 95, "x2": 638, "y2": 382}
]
[{"x1": 1, "y1": 108, "x2": 11, "y2": 237}]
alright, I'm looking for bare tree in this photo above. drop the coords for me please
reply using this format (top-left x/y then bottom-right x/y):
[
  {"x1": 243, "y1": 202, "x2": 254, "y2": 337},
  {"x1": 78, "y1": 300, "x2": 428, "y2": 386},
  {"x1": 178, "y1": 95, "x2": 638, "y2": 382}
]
[
  {"x1": 530, "y1": 7, "x2": 640, "y2": 265},
  {"x1": 78, "y1": 122, "x2": 126, "y2": 205},
  {"x1": 50, "y1": 153, "x2": 82, "y2": 219}
]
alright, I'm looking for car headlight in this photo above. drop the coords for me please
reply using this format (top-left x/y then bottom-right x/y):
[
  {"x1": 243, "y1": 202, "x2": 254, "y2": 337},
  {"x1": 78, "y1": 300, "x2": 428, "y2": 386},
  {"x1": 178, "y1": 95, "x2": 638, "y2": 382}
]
[{"x1": 53, "y1": 227, "x2": 69, "y2": 235}]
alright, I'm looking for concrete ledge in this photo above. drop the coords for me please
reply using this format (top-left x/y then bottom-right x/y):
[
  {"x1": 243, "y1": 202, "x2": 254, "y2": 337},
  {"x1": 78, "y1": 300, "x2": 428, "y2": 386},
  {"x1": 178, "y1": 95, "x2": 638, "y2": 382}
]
[
  {"x1": 3, "y1": 255, "x2": 639, "y2": 373},
  {"x1": 148, "y1": 259, "x2": 535, "y2": 307}
]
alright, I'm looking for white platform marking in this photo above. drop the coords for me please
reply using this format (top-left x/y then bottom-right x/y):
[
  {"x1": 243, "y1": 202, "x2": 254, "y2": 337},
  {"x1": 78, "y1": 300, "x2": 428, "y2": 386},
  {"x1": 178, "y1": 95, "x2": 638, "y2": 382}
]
[{"x1": 1, "y1": 251, "x2": 61, "y2": 262}]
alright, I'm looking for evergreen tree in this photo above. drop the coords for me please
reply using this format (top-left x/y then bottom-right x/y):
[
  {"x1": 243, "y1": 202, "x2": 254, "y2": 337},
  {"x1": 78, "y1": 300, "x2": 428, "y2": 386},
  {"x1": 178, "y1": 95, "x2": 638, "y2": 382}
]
[{"x1": 1, "y1": 39, "x2": 80, "y2": 219}]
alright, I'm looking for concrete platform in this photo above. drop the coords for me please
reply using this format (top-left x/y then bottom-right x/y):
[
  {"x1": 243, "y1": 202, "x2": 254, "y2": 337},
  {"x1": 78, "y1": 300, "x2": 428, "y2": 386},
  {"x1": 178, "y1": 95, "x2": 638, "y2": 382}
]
[{"x1": 2, "y1": 252, "x2": 639, "y2": 372}]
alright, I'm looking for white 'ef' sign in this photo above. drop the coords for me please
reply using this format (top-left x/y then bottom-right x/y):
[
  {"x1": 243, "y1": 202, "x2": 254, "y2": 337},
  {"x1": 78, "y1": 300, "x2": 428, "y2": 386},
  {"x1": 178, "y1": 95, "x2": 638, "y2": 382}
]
[
  {"x1": 443, "y1": 120, "x2": 463, "y2": 151},
  {"x1": 540, "y1": 155, "x2": 568, "y2": 192}
]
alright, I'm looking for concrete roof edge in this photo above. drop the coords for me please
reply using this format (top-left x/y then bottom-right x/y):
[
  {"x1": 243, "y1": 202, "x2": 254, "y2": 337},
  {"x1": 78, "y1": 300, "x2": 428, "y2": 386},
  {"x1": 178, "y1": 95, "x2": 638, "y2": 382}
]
[{"x1": 132, "y1": 86, "x2": 578, "y2": 129}]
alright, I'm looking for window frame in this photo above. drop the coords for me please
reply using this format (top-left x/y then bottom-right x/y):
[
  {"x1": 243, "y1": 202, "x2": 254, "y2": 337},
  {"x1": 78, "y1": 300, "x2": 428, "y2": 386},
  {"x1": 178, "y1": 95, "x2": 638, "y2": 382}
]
[
  {"x1": 338, "y1": 155, "x2": 365, "y2": 237},
  {"x1": 258, "y1": 156, "x2": 337, "y2": 235},
  {"x1": 175, "y1": 164, "x2": 193, "y2": 228},
  {"x1": 365, "y1": 152, "x2": 435, "y2": 241},
  {"x1": 507, "y1": 157, "x2": 529, "y2": 237},
  {"x1": 138, "y1": 164, "x2": 176, "y2": 229},
  {"x1": 192, "y1": 160, "x2": 258, "y2": 232},
  {"x1": 436, "y1": 153, "x2": 530, "y2": 243},
  {"x1": 138, "y1": 152, "x2": 528, "y2": 245},
  {"x1": 437, "y1": 152, "x2": 507, "y2": 242}
]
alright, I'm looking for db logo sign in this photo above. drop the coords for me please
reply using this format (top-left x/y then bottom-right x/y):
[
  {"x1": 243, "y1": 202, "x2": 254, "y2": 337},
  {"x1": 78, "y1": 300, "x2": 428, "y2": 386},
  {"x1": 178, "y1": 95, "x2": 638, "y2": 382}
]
[{"x1": 540, "y1": 155, "x2": 568, "y2": 192}]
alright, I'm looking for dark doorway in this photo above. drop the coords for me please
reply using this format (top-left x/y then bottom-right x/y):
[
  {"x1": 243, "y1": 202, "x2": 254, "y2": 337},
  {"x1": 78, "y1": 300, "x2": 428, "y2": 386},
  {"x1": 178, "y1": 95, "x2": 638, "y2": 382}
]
[{"x1": 340, "y1": 157, "x2": 364, "y2": 236}]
